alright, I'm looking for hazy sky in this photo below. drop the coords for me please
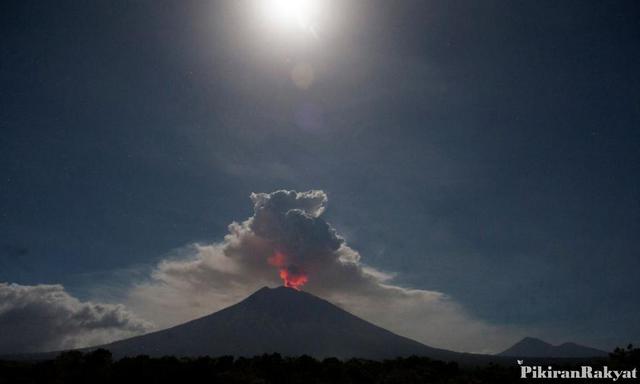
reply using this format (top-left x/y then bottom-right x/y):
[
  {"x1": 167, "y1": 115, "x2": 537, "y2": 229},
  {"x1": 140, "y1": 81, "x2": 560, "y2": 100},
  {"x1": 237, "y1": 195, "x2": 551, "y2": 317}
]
[{"x1": 1, "y1": 0, "x2": 639, "y2": 352}]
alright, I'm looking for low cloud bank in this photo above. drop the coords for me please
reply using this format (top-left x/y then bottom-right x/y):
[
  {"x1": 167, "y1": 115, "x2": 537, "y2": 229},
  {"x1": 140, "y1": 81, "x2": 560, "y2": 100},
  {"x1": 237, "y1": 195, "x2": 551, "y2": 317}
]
[{"x1": 0, "y1": 283, "x2": 152, "y2": 354}]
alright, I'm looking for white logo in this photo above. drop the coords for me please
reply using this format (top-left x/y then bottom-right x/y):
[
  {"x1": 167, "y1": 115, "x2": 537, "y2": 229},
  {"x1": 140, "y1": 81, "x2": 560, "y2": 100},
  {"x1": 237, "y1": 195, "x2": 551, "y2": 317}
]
[{"x1": 517, "y1": 360, "x2": 637, "y2": 381}]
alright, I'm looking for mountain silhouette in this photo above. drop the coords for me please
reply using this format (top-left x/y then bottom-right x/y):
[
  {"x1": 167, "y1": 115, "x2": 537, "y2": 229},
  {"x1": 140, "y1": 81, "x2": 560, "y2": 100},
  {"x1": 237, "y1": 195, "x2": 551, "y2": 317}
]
[
  {"x1": 97, "y1": 286, "x2": 466, "y2": 360},
  {"x1": 498, "y1": 337, "x2": 607, "y2": 358}
]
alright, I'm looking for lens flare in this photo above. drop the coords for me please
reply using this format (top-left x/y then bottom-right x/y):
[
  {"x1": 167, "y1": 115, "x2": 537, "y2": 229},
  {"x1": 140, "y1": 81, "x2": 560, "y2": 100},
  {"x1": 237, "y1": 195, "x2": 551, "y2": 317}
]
[{"x1": 267, "y1": 251, "x2": 309, "y2": 290}]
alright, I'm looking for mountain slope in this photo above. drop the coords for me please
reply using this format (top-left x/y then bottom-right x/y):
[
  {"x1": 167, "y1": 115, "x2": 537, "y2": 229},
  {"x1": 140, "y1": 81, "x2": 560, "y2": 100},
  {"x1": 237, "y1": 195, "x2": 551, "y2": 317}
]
[
  {"x1": 498, "y1": 337, "x2": 607, "y2": 358},
  {"x1": 98, "y1": 286, "x2": 462, "y2": 360}
]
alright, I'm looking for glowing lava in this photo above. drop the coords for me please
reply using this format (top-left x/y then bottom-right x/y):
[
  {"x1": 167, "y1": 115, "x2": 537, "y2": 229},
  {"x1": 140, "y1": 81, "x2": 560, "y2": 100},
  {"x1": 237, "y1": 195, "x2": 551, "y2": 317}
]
[{"x1": 267, "y1": 251, "x2": 308, "y2": 290}]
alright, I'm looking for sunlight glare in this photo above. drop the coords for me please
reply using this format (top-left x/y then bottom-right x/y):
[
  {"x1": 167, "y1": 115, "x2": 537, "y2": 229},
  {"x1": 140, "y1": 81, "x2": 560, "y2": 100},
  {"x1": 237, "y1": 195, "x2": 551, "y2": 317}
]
[{"x1": 262, "y1": 0, "x2": 319, "y2": 36}]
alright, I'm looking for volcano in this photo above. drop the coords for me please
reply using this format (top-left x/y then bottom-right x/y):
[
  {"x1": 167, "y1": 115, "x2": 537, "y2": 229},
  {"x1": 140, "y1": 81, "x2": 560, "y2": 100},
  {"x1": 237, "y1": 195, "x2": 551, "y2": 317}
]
[{"x1": 96, "y1": 286, "x2": 469, "y2": 360}]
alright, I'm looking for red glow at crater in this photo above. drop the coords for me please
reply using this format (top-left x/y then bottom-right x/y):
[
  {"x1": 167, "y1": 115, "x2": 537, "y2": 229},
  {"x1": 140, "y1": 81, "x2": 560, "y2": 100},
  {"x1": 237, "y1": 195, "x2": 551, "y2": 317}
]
[{"x1": 267, "y1": 251, "x2": 308, "y2": 290}]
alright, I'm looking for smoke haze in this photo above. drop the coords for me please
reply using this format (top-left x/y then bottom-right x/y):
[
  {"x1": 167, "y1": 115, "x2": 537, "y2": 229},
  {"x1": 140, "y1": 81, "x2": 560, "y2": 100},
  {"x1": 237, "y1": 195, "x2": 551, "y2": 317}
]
[{"x1": 127, "y1": 190, "x2": 523, "y2": 353}]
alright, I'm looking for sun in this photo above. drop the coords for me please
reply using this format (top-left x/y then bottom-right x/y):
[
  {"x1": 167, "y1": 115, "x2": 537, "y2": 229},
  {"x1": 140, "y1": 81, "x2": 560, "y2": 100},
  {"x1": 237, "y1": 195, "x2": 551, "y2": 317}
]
[{"x1": 261, "y1": 0, "x2": 320, "y2": 36}]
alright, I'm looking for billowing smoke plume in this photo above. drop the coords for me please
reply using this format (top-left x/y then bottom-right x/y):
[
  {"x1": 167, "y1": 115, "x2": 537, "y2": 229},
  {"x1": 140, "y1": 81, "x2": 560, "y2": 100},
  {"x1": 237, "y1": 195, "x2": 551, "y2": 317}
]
[
  {"x1": 251, "y1": 190, "x2": 342, "y2": 289},
  {"x1": 128, "y1": 190, "x2": 523, "y2": 353},
  {"x1": 0, "y1": 283, "x2": 152, "y2": 354}
]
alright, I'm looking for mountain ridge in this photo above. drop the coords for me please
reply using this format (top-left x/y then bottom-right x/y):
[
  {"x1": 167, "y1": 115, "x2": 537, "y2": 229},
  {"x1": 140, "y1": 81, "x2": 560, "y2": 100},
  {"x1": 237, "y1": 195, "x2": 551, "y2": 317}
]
[{"x1": 498, "y1": 336, "x2": 607, "y2": 358}]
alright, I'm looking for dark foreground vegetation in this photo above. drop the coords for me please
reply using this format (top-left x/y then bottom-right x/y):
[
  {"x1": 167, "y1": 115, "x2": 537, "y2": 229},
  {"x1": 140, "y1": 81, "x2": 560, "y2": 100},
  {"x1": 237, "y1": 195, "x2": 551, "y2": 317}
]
[{"x1": 1, "y1": 345, "x2": 637, "y2": 384}]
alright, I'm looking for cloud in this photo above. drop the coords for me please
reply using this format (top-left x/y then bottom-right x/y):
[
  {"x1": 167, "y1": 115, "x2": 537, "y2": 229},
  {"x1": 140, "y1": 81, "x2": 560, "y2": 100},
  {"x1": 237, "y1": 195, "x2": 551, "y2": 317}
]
[
  {"x1": 0, "y1": 283, "x2": 152, "y2": 354},
  {"x1": 127, "y1": 190, "x2": 523, "y2": 353}
]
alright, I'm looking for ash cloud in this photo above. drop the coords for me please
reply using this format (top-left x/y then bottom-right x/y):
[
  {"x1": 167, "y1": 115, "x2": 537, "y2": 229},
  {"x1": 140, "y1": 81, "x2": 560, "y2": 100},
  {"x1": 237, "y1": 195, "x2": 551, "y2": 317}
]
[
  {"x1": 0, "y1": 283, "x2": 152, "y2": 354},
  {"x1": 128, "y1": 190, "x2": 523, "y2": 353}
]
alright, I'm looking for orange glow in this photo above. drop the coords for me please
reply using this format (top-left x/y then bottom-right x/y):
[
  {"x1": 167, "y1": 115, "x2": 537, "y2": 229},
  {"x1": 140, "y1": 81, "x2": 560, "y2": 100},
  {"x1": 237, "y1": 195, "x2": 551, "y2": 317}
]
[
  {"x1": 267, "y1": 251, "x2": 308, "y2": 290},
  {"x1": 279, "y1": 268, "x2": 308, "y2": 290}
]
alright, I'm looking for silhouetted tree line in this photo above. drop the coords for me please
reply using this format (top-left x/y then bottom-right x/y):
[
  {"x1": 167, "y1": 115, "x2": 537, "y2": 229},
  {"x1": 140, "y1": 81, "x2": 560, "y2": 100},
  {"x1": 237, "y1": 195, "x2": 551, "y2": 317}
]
[
  {"x1": 609, "y1": 344, "x2": 640, "y2": 370},
  {"x1": 1, "y1": 345, "x2": 637, "y2": 384}
]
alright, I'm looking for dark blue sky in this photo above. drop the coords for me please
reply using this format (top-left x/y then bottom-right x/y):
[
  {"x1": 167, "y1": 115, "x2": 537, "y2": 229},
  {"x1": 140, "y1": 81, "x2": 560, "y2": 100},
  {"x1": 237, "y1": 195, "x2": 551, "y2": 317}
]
[{"x1": 2, "y1": 0, "x2": 639, "y2": 349}]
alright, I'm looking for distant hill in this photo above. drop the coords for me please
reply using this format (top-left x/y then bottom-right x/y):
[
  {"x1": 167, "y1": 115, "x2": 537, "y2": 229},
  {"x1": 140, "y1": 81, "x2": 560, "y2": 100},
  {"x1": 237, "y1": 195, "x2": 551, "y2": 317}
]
[
  {"x1": 498, "y1": 337, "x2": 607, "y2": 358},
  {"x1": 96, "y1": 286, "x2": 470, "y2": 360}
]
